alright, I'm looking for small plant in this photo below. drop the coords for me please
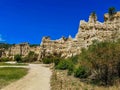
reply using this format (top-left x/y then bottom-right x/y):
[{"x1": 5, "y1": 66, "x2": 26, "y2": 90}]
[{"x1": 74, "y1": 66, "x2": 88, "y2": 78}]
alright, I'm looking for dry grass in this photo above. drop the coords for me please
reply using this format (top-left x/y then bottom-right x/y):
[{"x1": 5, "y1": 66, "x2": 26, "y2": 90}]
[{"x1": 51, "y1": 69, "x2": 120, "y2": 90}]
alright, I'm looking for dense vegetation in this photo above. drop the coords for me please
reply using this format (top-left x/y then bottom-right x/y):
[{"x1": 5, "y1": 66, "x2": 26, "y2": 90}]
[
  {"x1": 44, "y1": 39, "x2": 120, "y2": 86},
  {"x1": 14, "y1": 51, "x2": 38, "y2": 63},
  {"x1": 0, "y1": 43, "x2": 13, "y2": 49},
  {"x1": 0, "y1": 57, "x2": 12, "y2": 62},
  {"x1": 0, "y1": 51, "x2": 38, "y2": 63},
  {"x1": 22, "y1": 51, "x2": 38, "y2": 62},
  {"x1": 29, "y1": 44, "x2": 39, "y2": 47}
]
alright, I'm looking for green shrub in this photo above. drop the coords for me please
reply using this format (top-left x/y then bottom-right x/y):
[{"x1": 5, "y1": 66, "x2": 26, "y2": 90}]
[
  {"x1": 0, "y1": 57, "x2": 10, "y2": 62},
  {"x1": 56, "y1": 60, "x2": 70, "y2": 70},
  {"x1": 70, "y1": 55, "x2": 79, "y2": 64},
  {"x1": 14, "y1": 54, "x2": 22, "y2": 63},
  {"x1": 43, "y1": 58, "x2": 53, "y2": 64},
  {"x1": 74, "y1": 66, "x2": 88, "y2": 78},
  {"x1": 79, "y1": 40, "x2": 120, "y2": 85},
  {"x1": 56, "y1": 59, "x2": 74, "y2": 71},
  {"x1": 67, "y1": 62, "x2": 74, "y2": 75},
  {"x1": 22, "y1": 51, "x2": 38, "y2": 62},
  {"x1": 54, "y1": 57, "x2": 61, "y2": 66}
]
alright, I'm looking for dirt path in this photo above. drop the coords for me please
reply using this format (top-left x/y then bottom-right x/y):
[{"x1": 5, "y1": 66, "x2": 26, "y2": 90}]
[{"x1": 1, "y1": 64, "x2": 52, "y2": 90}]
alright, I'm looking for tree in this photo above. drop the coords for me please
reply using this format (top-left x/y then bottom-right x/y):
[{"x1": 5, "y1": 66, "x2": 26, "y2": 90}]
[
  {"x1": 108, "y1": 7, "x2": 116, "y2": 20},
  {"x1": 108, "y1": 7, "x2": 116, "y2": 16},
  {"x1": 14, "y1": 54, "x2": 22, "y2": 63}
]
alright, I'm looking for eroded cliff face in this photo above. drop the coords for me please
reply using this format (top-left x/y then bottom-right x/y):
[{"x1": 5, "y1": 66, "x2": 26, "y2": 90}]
[
  {"x1": 1, "y1": 12, "x2": 120, "y2": 61},
  {"x1": 38, "y1": 12, "x2": 120, "y2": 60},
  {"x1": 1, "y1": 43, "x2": 40, "y2": 59}
]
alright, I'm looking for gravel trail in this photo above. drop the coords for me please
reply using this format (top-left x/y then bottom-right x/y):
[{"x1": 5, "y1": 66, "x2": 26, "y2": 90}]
[{"x1": 1, "y1": 64, "x2": 52, "y2": 90}]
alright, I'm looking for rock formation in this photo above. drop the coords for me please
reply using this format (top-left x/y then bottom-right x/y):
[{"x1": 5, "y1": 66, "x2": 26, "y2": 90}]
[
  {"x1": 1, "y1": 11, "x2": 120, "y2": 61},
  {"x1": 0, "y1": 42, "x2": 40, "y2": 59},
  {"x1": 38, "y1": 11, "x2": 120, "y2": 60}
]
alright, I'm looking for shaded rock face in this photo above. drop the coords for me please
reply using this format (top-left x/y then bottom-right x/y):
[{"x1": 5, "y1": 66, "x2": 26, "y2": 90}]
[{"x1": 38, "y1": 12, "x2": 120, "y2": 60}]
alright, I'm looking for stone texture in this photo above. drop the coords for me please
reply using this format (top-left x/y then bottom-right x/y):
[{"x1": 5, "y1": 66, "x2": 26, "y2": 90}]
[
  {"x1": 1, "y1": 43, "x2": 40, "y2": 59},
  {"x1": 1, "y1": 12, "x2": 120, "y2": 61},
  {"x1": 38, "y1": 11, "x2": 120, "y2": 60}
]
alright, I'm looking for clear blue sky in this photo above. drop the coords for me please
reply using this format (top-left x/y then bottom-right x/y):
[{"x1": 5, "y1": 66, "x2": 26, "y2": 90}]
[{"x1": 0, "y1": 0, "x2": 120, "y2": 44}]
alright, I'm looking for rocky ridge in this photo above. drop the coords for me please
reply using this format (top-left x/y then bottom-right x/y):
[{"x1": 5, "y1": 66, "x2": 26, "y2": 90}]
[
  {"x1": 1, "y1": 12, "x2": 120, "y2": 60},
  {"x1": 38, "y1": 12, "x2": 120, "y2": 60},
  {"x1": 1, "y1": 43, "x2": 40, "y2": 59}
]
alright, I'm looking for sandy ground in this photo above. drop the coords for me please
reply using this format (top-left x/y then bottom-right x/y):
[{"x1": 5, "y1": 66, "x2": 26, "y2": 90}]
[{"x1": 1, "y1": 64, "x2": 52, "y2": 90}]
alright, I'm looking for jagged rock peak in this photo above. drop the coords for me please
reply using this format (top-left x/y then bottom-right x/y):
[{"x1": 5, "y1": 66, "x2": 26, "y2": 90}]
[{"x1": 88, "y1": 12, "x2": 97, "y2": 23}]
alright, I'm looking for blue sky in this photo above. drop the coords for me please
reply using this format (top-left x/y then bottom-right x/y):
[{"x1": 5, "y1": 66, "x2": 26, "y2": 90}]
[{"x1": 0, "y1": 0, "x2": 120, "y2": 44}]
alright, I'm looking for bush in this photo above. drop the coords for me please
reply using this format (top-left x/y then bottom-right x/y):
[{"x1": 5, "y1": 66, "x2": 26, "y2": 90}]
[
  {"x1": 14, "y1": 54, "x2": 22, "y2": 63},
  {"x1": 56, "y1": 60, "x2": 70, "y2": 70},
  {"x1": 67, "y1": 62, "x2": 74, "y2": 75},
  {"x1": 70, "y1": 55, "x2": 79, "y2": 64},
  {"x1": 54, "y1": 57, "x2": 61, "y2": 66},
  {"x1": 74, "y1": 66, "x2": 89, "y2": 78},
  {"x1": 0, "y1": 57, "x2": 10, "y2": 62},
  {"x1": 56, "y1": 59, "x2": 74, "y2": 71},
  {"x1": 43, "y1": 58, "x2": 53, "y2": 64},
  {"x1": 79, "y1": 40, "x2": 120, "y2": 85},
  {"x1": 22, "y1": 51, "x2": 38, "y2": 62}
]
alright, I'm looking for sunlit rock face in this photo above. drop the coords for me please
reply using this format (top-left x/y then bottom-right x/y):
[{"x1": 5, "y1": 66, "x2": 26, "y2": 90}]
[
  {"x1": 1, "y1": 12, "x2": 120, "y2": 60},
  {"x1": 1, "y1": 43, "x2": 40, "y2": 59},
  {"x1": 38, "y1": 11, "x2": 120, "y2": 60}
]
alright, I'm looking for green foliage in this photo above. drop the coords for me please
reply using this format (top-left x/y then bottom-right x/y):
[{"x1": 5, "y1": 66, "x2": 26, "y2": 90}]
[
  {"x1": 28, "y1": 51, "x2": 35, "y2": 56},
  {"x1": 0, "y1": 57, "x2": 10, "y2": 62},
  {"x1": 79, "y1": 40, "x2": 120, "y2": 85},
  {"x1": 74, "y1": 66, "x2": 89, "y2": 78},
  {"x1": 52, "y1": 55, "x2": 78, "y2": 75},
  {"x1": 0, "y1": 62, "x2": 28, "y2": 66},
  {"x1": 0, "y1": 43, "x2": 13, "y2": 50},
  {"x1": 56, "y1": 59, "x2": 74, "y2": 71},
  {"x1": 43, "y1": 58, "x2": 53, "y2": 64},
  {"x1": 14, "y1": 54, "x2": 22, "y2": 63},
  {"x1": 108, "y1": 7, "x2": 116, "y2": 16},
  {"x1": 70, "y1": 55, "x2": 79, "y2": 64},
  {"x1": 29, "y1": 44, "x2": 39, "y2": 47},
  {"x1": 23, "y1": 51, "x2": 38, "y2": 62},
  {"x1": 42, "y1": 53, "x2": 62, "y2": 64},
  {"x1": 56, "y1": 60, "x2": 69, "y2": 70},
  {"x1": 67, "y1": 62, "x2": 74, "y2": 75},
  {"x1": 54, "y1": 57, "x2": 61, "y2": 66},
  {"x1": 108, "y1": 7, "x2": 116, "y2": 21},
  {"x1": 0, "y1": 67, "x2": 28, "y2": 89}
]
